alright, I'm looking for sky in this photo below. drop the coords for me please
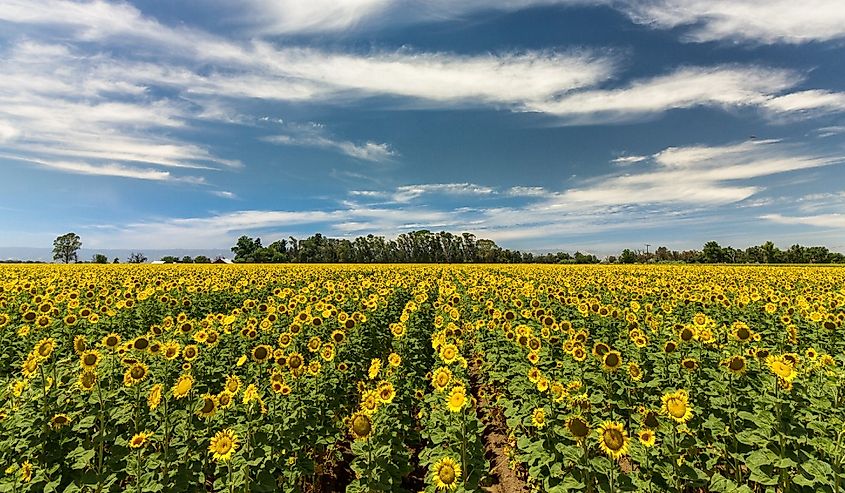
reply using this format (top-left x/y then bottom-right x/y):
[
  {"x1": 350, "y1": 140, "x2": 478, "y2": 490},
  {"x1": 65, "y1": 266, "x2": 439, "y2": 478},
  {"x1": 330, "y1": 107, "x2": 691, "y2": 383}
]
[{"x1": 1, "y1": 0, "x2": 845, "y2": 256}]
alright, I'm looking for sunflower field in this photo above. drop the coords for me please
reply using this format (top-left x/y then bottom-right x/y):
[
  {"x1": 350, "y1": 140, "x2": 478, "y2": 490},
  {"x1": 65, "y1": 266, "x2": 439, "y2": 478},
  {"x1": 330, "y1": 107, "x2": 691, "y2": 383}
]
[{"x1": 0, "y1": 264, "x2": 843, "y2": 493}]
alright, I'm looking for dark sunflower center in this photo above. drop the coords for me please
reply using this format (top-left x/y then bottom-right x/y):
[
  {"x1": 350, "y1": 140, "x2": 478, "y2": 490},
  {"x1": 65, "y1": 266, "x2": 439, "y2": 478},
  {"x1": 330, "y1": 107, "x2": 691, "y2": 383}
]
[
  {"x1": 605, "y1": 353, "x2": 619, "y2": 367},
  {"x1": 729, "y1": 358, "x2": 745, "y2": 371},
  {"x1": 439, "y1": 465, "x2": 456, "y2": 484},
  {"x1": 604, "y1": 428, "x2": 624, "y2": 450},
  {"x1": 569, "y1": 418, "x2": 589, "y2": 438}
]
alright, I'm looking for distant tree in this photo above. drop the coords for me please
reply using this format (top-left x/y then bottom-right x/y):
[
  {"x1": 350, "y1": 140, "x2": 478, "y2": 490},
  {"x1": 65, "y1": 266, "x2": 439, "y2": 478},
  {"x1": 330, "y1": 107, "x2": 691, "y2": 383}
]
[
  {"x1": 232, "y1": 235, "x2": 262, "y2": 262},
  {"x1": 128, "y1": 252, "x2": 147, "y2": 264},
  {"x1": 160, "y1": 256, "x2": 179, "y2": 263},
  {"x1": 52, "y1": 232, "x2": 82, "y2": 264},
  {"x1": 702, "y1": 241, "x2": 724, "y2": 263},
  {"x1": 620, "y1": 249, "x2": 638, "y2": 264},
  {"x1": 92, "y1": 253, "x2": 108, "y2": 264},
  {"x1": 113, "y1": 258, "x2": 120, "y2": 263},
  {"x1": 194, "y1": 255, "x2": 211, "y2": 263},
  {"x1": 181, "y1": 256, "x2": 193, "y2": 263}
]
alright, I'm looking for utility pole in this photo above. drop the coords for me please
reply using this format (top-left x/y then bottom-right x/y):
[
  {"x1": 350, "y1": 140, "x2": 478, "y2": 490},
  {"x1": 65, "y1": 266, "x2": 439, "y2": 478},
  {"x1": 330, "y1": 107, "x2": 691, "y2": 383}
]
[{"x1": 645, "y1": 244, "x2": 651, "y2": 255}]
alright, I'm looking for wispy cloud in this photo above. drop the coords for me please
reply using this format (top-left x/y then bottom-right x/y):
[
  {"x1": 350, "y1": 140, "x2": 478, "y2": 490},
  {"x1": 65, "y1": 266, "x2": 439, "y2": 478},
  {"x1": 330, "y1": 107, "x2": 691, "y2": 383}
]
[
  {"x1": 761, "y1": 213, "x2": 845, "y2": 229},
  {"x1": 264, "y1": 123, "x2": 396, "y2": 162},
  {"x1": 211, "y1": 190, "x2": 238, "y2": 199},
  {"x1": 622, "y1": 0, "x2": 845, "y2": 44},
  {"x1": 611, "y1": 155, "x2": 648, "y2": 165}
]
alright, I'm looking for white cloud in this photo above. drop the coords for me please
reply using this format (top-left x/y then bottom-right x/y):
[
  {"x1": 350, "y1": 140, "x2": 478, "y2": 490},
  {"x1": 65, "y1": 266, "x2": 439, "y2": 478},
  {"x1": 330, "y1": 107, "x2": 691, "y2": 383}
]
[
  {"x1": 763, "y1": 90, "x2": 845, "y2": 115},
  {"x1": 211, "y1": 191, "x2": 237, "y2": 199},
  {"x1": 761, "y1": 213, "x2": 845, "y2": 229},
  {"x1": 265, "y1": 132, "x2": 396, "y2": 162},
  {"x1": 623, "y1": 0, "x2": 845, "y2": 44},
  {"x1": 391, "y1": 183, "x2": 496, "y2": 203},
  {"x1": 507, "y1": 186, "x2": 550, "y2": 197},
  {"x1": 611, "y1": 155, "x2": 648, "y2": 165},
  {"x1": 3, "y1": 155, "x2": 194, "y2": 182},
  {"x1": 527, "y1": 66, "x2": 798, "y2": 121}
]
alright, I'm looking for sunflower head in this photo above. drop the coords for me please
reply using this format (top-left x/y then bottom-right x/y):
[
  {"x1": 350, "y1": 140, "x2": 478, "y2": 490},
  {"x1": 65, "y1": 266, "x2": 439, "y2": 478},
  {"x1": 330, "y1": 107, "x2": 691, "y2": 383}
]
[
  {"x1": 197, "y1": 393, "x2": 218, "y2": 418},
  {"x1": 531, "y1": 408, "x2": 546, "y2": 429},
  {"x1": 173, "y1": 374, "x2": 194, "y2": 399},
  {"x1": 129, "y1": 431, "x2": 152, "y2": 449},
  {"x1": 597, "y1": 421, "x2": 629, "y2": 459},
  {"x1": 661, "y1": 389, "x2": 693, "y2": 424},
  {"x1": 567, "y1": 416, "x2": 590, "y2": 441},
  {"x1": 432, "y1": 457, "x2": 461, "y2": 491},
  {"x1": 638, "y1": 428, "x2": 656, "y2": 448},
  {"x1": 209, "y1": 428, "x2": 239, "y2": 462},
  {"x1": 602, "y1": 350, "x2": 622, "y2": 372},
  {"x1": 349, "y1": 412, "x2": 373, "y2": 441},
  {"x1": 446, "y1": 386, "x2": 467, "y2": 413},
  {"x1": 50, "y1": 413, "x2": 72, "y2": 430}
]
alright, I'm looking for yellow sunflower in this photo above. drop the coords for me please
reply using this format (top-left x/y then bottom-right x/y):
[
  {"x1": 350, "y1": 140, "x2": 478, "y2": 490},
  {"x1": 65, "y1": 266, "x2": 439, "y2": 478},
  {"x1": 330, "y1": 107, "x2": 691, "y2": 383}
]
[
  {"x1": 531, "y1": 408, "x2": 546, "y2": 429},
  {"x1": 597, "y1": 421, "x2": 629, "y2": 459},
  {"x1": 638, "y1": 428, "x2": 656, "y2": 448},
  {"x1": 172, "y1": 374, "x2": 194, "y2": 399},
  {"x1": 446, "y1": 386, "x2": 467, "y2": 413},
  {"x1": 602, "y1": 350, "x2": 623, "y2": 372},
  {"x1": 766, "y1": 355, "x2": 797, "y2": 383},
  {"x1": 148, "y1": 383, "x2": 163, "y2": 411},
  {"x1": 432, "y1": 457, "x2": 462, "y2": 491},
  {"x1": 129, "y1": 431, "x2": 152, "y2": 448},
  {"x1": 197, "y1": 393, "x2": 218, "y2": 418},
  {"x1": 348, "y1": 412, "x2": 373, "y2": 441},
  {"x1": 661, "y1": 389, "x2": 693, "y2": 424},
  {"x1": 50, "y1": 413, "x2": 72, "y2": 430},
  {"x1": 209, "y1": 428, "x2": 239, "y2": 462}
]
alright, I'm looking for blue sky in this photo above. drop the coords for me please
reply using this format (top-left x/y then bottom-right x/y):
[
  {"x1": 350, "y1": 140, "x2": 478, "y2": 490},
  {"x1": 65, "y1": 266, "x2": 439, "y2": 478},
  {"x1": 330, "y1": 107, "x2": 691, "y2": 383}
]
[{"x1": 1, "y1": 0, "x2": 845, "y2": 255}]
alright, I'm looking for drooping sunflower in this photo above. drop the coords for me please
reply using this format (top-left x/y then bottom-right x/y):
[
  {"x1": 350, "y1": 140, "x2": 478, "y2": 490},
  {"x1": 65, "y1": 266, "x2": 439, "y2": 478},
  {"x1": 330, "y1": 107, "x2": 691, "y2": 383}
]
[
  {"x1": 597, "y1": 421, "x2": 629, "y2": 459},
  {"x1": 173, "y1": 374, "x2": 194, "y2": 399},
  {"x1": 567, "y1": 416, "x2": 590, "y2": 441},
  {"x1": 148, "y1": 383, "x2": 163, "y2": 411},
  {"x1": 638, "y1": 428, "x2": 656, "y2": 448},
  {"x1": 209, "y1": 428, "x2": 239, "y2": 462},
  {"x1": 348, "y1": 412, "x2": 373, "y2": 441},
  {"x1": 72, "y1": 335, "x2": 87, "y2": 355},
  {"x1": 446, "y1": 386, "x2": 467, "y2": 413},
  {"x1": 531, "y1": 408, "x2": 546, "y2": 429},
  {"x1": 661, "y1": 389, "x2": 693, "y2": 424},
  {"x1": 197, "y1": 393, "x2": 218, "y2": 419},
  {"x1": 129, "y1": 431, "x2": 152, "y2": 448},
  {"x1": 360, "y1": 390, "x2": 379, "y2": 415},
  {"x1": 19, "y1": 461, "x2": 33, "y2": 483},
  {"x1": 432, "y1": 457, "x2": 462, "y2": 491},
  {"x1": 627, "y1": 362, "x2": 643, "y2": 381},
  {"x1": 50, "y1": 413, "x2": 72, "y2": 430},
  {"x1": 78, "y1": 370, "x2": 97, "y2": 392}
]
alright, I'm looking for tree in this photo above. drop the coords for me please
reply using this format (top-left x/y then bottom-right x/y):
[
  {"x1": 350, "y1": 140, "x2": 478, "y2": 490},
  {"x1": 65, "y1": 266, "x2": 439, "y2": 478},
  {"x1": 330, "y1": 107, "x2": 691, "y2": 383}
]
[
  {"x1": 160, "y1": 256, "x2": 179, "y2": 263},
  {"x1": 113, "y1": 258, "x2": 120, "y2": 263},
  {"x1": 92, "y1": 253, "x2": 108, "y2": 264},
  {"x1": 181, "y1": 256, "x2": 193, "y2": 263},
  {"x1": 194, "y1": 255, "x2": 211, "y2": 263},
  {"x1": 702, "y1": 241, "x2": 724, "y2": 263},
  {"x1": 620, "y1": 249, "x2": 638, "y2": 264},
  {"x1": 127, "y1": 252, "x2": 147, "y2": 263},
  {"x1": 53, "y1": 232, "x2": 82, "y2": 263}
]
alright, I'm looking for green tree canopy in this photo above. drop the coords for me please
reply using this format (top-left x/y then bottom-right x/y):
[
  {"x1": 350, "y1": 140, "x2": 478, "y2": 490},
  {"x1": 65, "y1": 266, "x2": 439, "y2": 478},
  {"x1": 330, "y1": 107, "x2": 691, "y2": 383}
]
[{"x1": 53, "y1": 233, "x2": 82, "y2": 264}]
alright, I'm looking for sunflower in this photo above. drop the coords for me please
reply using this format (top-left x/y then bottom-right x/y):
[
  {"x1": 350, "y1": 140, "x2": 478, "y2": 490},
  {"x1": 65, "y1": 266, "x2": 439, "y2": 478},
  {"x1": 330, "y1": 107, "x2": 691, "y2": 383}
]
[
  {"x1": 183, "y1": 344, "x2": 199, "y2": 361},
  {"x1": 50, "y1": 413, "x2": 72, "y2": 430},
  {"x1": 766, "y1": 355, "x2": 797, "y2": 383},
  {"x1": 19, "y1": 461, "x2": 33, "y2": 483},
  {"x1": 572, "y1": 346, "x2": 587, "y2": 362},
  {"x1": 348, "y1": 412, "x2": 373, "y2": 440},
  {"x1": 360, "y1": 390, "x2": 379, "y2": 415},
  {"x1": 377, "y1": 381, "x2": 396, "y2": 404},
  {"x1": 129, "y1": 431, "x2": 152, "y2": 448},
  {"x1": 225, "y1": 375, "x2": 241, "y2": 394},
  {"x1": 724, "y1": 355, "x2": 747, "y2": 375},
  {"x1": 597, "y1": 421, "x2": 629, "y2": 459},
  {"x1": 681, "y1": 358, "x2": 698, "y2": 371},
  {"x1": 148, "y1": 383, "x2": 163, "y2": 411},
  {"x1": 217, "y1": 391, "x2": 234, "y2": 409},
  {"x1": 642, "y1": 409, "x2": 660, "y2": 429},
  {"x1": 72, "y1": 335, "x2": 87, "y2": 355},
  {"x1": 446, "y1": 386, "x2": 467, "y2": 413},
  {"x1": 34, "y1": 338, "x2": 55, "y2": 360},
  {"x1": 173, "y1": 374, "x2": 194, "y2": 399},
  {"x1": 628, "y1": 362, "x2": 643, "y2": 381},
  {"x1": 78, "y1": 370, "x2": 97, "y2": 392},
  {"x1": 287, "y1": 352, "x2": 304, "y2": 372},
  {"x1": 661, "y1": 389, "x2": 693, "y2": 424},
  {"x1": 132, "y1": 336, "x2": 150, "y2": 352},
  {"x1": 102, "y1": 333, "x2": 121, "y2": 350},
  {"x1": 567, "y1": 416, "x2": 590, "y2": 441},
  {"x1": 638, "y1": 428, "x2": 656, "y2": 448},
  {"x1": 602, "y1": 350, "x2": 623, "y2": 372},
  {"x1": 251, "y1": 344, "x2": 272, "y2": 363},
  {"x1": 732, "y1": 322, "x2": 753, "y2": 342},
  {"x1": 197, "y1": 393, "x2": 218, "y2": 418},
  {"x1": 123, "y1": 362, "x2": 148, "y2": 386},
  {"x1": 162, "y1": 342, "x2": 181, "y2": 360},
  {"x1": 209, "y1": 429, "x2": 239, "y2": 462},
  {"x1": 80, "y1": 350, "x2": 101, "y2": 370},
  {"x1": 439, "y1": 344, "x2": 459, "y2": 364},
  {"x1": 432, "y1": 457, "x2": 462, "y2": 491},
  {"x1": 388, "y1": 352, "x2": 401, "y2": 367},
  {"x1": 592, "y1": 342, "x2": 610, "y2": 358},
  {"x1": 531, "y1": 408, "x2": 546, "y2": 429}
]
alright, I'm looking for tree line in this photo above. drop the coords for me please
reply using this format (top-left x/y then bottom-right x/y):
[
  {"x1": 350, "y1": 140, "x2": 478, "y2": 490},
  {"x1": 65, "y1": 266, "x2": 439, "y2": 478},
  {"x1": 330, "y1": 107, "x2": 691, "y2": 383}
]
[
  {"x1": 230, "y1": 231, "x2": 600, "y2": 264},
  {"x1": 614, "y1": 240, "x2": 845, "y2": 264}
]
